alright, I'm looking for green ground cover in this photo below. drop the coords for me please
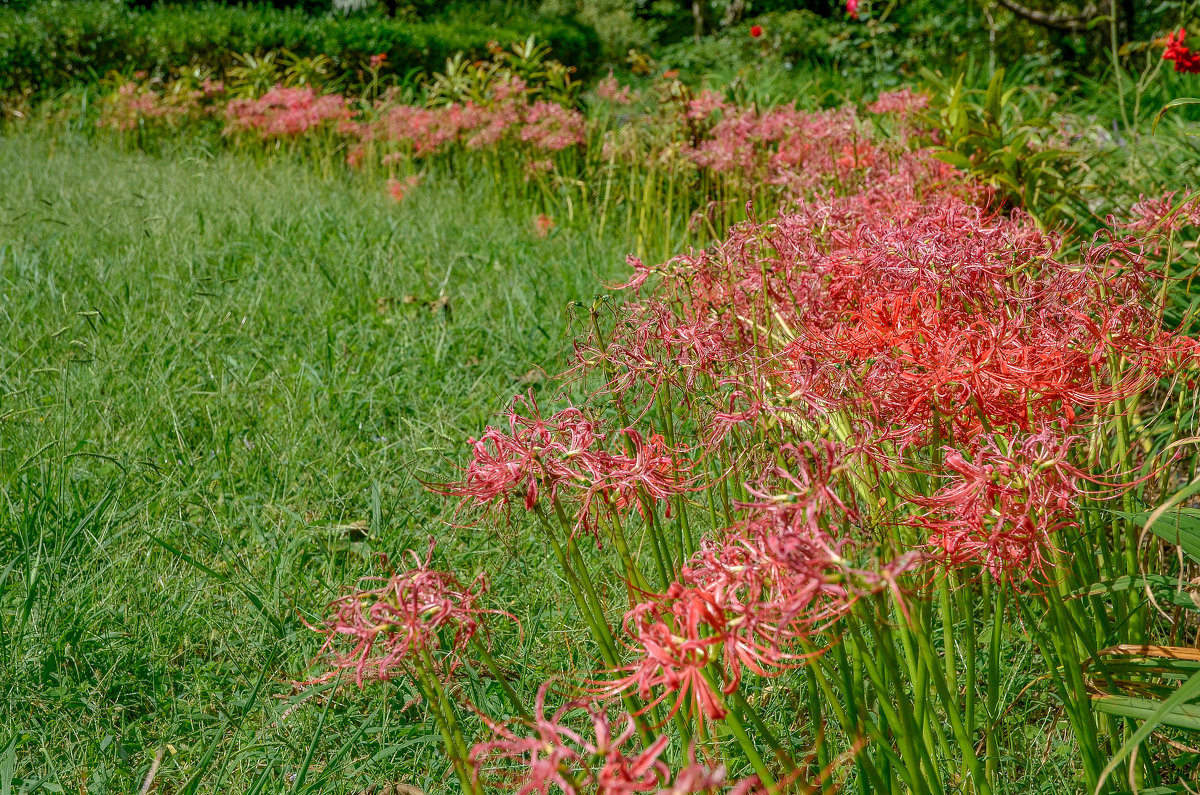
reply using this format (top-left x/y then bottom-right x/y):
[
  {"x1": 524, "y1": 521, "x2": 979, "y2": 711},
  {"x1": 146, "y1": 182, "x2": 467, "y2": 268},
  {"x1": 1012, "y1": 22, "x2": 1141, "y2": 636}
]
[
  {"x1": 0, "y1": 132, "x2": 624, "y2": 793},
  {"x1": 6, "y1": 6, "x2": 1200, "y2": 792}
]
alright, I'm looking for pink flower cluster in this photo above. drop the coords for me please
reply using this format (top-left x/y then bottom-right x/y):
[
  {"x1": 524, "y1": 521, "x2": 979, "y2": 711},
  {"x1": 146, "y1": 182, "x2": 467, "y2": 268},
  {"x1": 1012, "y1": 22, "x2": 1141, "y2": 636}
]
[
  {"x1": 598, "y1": 93, "x2": 950, "y2": 198},
  {"x1": 596, "y1": 74, "x2": 634, "y2": 105},
  {"x1": 866, "y1": 88, "x2": 929, "y2": 116},
  {"x1": 473, "y1": 684, "x2": 759, "y2": 795},
  {"x1": 344, "y1": 84, "x2": 585, "y2": 159},
  {"x1": 582, "y1": 174, "x2": 1196, "y2": 577},
  {"x1": 98, "y1": 79, "x2": 226, "y2": 131},
  {"x1": 310, "y1": 538, "x2": 491, "y2": 686},
  {"x1": 438, "y1": 397, "x2": 689, "y2": 531},
  {"x1": 225, "y1": 85, "x2": 352, "y2": 138}
]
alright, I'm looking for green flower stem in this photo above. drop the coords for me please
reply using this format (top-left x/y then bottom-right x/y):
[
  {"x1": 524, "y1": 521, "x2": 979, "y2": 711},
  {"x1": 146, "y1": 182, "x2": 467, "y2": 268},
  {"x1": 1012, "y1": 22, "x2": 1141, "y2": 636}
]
[
  {"x1": 469, "y1": 636, "x2": 529, "y2": 720},
  {"x1": 895, "y1": 595, "x2": 990, "y2": 795},
  {"x1": 852, "y1": 617, "x2": 942, "y2": 795},
  {"x1": 729, "y1": 687, "x2": 798, "y2": 775},
  {"x1": 701, "y1": 669, "x2": 778, "y2": 794}
]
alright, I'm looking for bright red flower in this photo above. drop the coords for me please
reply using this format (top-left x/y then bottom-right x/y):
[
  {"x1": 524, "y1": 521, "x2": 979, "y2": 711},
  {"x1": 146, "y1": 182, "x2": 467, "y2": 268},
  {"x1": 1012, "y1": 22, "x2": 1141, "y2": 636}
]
[
  {"x1": 1164, "y1": 29, "x2": 1200, "y2": 74},
  {"x1": 750, "y1": 24, "x2": 763, "y2": 38},
  {"x1": 846, "y1": 0, "x2": 859, "y2": 19}
]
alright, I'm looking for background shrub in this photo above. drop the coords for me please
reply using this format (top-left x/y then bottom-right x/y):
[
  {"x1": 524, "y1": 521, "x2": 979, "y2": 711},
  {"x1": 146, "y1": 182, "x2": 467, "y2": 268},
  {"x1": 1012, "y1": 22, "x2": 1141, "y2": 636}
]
[{"x1": 0, "y1": 0, "x2": 601, "y2": 96}]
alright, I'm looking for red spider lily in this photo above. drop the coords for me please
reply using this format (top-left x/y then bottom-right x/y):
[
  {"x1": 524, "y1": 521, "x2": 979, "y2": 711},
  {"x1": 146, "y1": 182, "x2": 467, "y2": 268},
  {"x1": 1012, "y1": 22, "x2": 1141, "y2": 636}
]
[
  {"x1": 737, "y1": 442, "x2": 855, "y2": 536},
  {"x1": 636, "y1": 192, "x2": 1194, "y2": 456},
  {"x1": 438, "y1": 397, "x2": 603, "y2": 511},
  {"x1": 593, "y1": 430, "x2": 693, "y2": 517},
  {"x1": 474, "y1": 687, "x2": 750, "y2": 794},
  {"x1": 473, "y1": 683, "x2": 590, "y2": 794},
  {"x1": 910, "y1": 431, "x2": 1084, "y2": 578},
  {"x1": 387, "y1": 174, "x2": 420, "y2": 202},
  {"x1": 605, "y1": 497, "x2": 871, "y2": 721},
  {"x1": 569, "y1": 299, "x2": 744, "y2": 398},
  {"x1": 308, "y1": 537, "x2": 497, "y2": 686},
  {"x1": 535, "y1": 213, "x2": 557, "y2": 238},
  {"x1": 867, "y1": 89, "x2": 929, "y2": 116},
  {"x1": 521, "y1": 102, "x2": 587, "y2": 151},
  {"x1": 596, "y1": 74, "x2": 634, "y2": 105},
  {"x1": 611, "y1": 583, "x2": 733, "y2": 721},
  {"x1": 224, "y1": 86, "x2": 351, "y2": 138},
  {"x1": 472, "y1": 683, "x2": 673, "y2": 795},
  {"x1": 437, "y1": 396, "x2": 692, "y2": 530}
]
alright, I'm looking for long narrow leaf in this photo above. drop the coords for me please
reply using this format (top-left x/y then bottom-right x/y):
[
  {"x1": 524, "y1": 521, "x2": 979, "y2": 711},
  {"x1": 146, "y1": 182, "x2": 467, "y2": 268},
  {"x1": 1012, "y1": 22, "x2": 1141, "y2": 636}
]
[{"x1": 1093, "y1": 672, "x2": 1200, "y2": 794}]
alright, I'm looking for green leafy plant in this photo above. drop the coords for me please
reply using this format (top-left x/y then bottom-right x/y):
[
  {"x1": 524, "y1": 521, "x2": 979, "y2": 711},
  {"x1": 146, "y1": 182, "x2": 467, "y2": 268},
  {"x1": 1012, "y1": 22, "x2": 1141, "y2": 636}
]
[
  {"x1": 919, "y1": 67, "x2": 1083, "y2": 227},
  {"x1": 280, "y1": 50, "x2": 334, "y2": 90},
  {"x1": 227, "y1": 51, "x2": 281, "y2": 98},
  {"x1": 0, "y1": 1, "x2": 601, "y2": 99},
  {"x1": 425, "y1": 52, "x2": 497, "y2": 106}
]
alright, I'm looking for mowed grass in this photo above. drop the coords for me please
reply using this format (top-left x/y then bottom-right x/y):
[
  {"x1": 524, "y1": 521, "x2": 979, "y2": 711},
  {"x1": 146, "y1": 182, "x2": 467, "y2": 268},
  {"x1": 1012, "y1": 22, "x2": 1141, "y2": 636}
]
[{"x1": 0, "y1": 130, "x2": 626, "y2": 793}]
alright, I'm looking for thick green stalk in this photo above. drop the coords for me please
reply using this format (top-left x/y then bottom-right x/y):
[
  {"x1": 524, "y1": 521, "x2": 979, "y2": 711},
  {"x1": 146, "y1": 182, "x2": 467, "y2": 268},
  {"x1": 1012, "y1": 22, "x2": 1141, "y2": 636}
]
[
  {"x1": 898, "y1": 596, "x2": 991, "y2": 795},
  {"x1": 701, "y1": 670, "x2": 779, "y2": 794},
  {"x1": 534, "y1": 505, "x2": 620, "y2": 666},
  {"x1": 984, "y1": 577, "x2": 1003, "y2": 783}
]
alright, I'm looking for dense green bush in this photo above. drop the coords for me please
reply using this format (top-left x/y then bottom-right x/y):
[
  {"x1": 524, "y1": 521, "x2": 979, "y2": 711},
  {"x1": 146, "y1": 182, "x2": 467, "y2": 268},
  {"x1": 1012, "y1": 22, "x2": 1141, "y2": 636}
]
[{"x1": 0, "y1": 1, "x2": 601, "y2": 96}]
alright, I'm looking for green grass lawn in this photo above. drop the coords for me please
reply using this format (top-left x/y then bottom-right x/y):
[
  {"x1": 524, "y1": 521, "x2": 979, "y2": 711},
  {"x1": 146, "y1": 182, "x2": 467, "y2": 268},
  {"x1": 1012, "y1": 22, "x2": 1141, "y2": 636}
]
[{"x1": 0, "y1": 130, "x2": 625, "y2": 793}]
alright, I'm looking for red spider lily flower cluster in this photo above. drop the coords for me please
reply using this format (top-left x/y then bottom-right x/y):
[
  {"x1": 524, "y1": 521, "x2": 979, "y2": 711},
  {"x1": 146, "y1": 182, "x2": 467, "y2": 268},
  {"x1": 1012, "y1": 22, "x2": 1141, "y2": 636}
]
[
  {"x1": 576, "y1": 177, "x2": 1196, "y2": 578},
  {"x1": 535, "y1": 213, "x2": 557, "y2": 238},
  {"x1": 438, "y1": 396, "x2": 691, "y2": 529},
  {"x1": 98, "y1": 59, "x2": 949, "y2": 228},
  {"x1": 610, "y1": 522, "x2": 850, "y2": 721},
  {"x1": 387, "y1": 174, "x2": 421, "y2": 202},
  {"x1": 97, "y1": 79, "x2": 226, "y2": 131},
  {"x1": 867, "y1": 88, "x2": 929, "y2": 117},
  {"x1": 596, "y1": 74, "x2": 634, "y2": 105},
  {"x1": 608, "y1": 443, "x2": 920, "y2": 720},
  {"x1": 309, "y1": 538, "x2": 493, "y2": 686},
  {"x1": 225, "y1": 85, "x2": 351, "y2": 138},
  {"x1": 346, "y1": 84, "x2": 585, "y2": 157},
  {"x1": 910, "y1": 430, "x2": 1087, "y2": 577},
  {"x1": 1163, "y1": 29, "x2": 1200, "y2": 74},
  {"x1": 472, "y1": 683, "x2": 760, "y2": 795}
]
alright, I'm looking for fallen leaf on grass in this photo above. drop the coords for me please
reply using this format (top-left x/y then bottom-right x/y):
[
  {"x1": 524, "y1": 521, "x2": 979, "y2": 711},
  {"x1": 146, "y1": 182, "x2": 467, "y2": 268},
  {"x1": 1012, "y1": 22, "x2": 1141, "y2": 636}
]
[
  {"x1": 354, "y1": 785, "x2": 426, "y2": 795},
  {"x1": 514, "y1": 368, "x2": 545, "y2": 385},
  {"x1": 376, "y1": 295, "x2": 451, "y2": 318}
]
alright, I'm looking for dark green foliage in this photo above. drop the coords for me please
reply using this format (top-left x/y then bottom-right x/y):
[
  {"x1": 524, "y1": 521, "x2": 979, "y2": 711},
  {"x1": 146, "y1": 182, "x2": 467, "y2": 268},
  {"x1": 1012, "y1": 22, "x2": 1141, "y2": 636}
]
[
  {"x1": 919, "y1": 67, "x2": 1084, "y2": 227},
  {"x1": 0, "y1": 1, "x2": 601, "y2": 97}
]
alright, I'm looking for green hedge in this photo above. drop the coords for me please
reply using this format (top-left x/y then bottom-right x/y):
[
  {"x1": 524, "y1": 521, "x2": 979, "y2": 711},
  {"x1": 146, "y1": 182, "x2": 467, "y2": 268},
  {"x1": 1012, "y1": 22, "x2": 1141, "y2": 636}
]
[{"x1": 0, "y1": 1, "x2": 601, "y2": 96}]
